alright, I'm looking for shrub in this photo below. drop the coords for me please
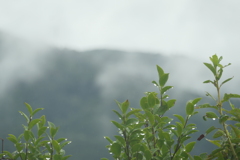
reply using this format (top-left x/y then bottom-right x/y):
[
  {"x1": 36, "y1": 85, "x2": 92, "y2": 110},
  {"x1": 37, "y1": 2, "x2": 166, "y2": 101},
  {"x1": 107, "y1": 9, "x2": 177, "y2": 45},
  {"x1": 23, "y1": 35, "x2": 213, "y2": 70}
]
[
  {"x1": 0, "y1": 103, "x2": 71, "y2": 160},
  {"x1": 102, "y1": 54, "x2": 240, "y2": 160}
]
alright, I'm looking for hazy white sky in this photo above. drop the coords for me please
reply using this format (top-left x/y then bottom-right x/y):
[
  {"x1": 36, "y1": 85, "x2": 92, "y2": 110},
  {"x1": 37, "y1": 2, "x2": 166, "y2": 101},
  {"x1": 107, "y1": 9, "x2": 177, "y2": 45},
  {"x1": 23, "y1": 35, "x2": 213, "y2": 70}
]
[{"x1": 0, "y1": 0, "x2": 240, "y2": 62}]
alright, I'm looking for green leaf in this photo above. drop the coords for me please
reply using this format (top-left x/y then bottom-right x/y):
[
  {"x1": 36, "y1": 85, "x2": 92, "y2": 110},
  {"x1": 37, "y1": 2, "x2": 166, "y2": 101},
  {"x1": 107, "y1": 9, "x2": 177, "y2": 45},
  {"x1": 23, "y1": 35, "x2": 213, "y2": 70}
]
[
  {"x1": 31, "y1": 108, "x2": 44, "y2": 117},
  {"x1": 191, "y1": 97, "x2": 202, "y2": 105},
  {"x1": 29, "y1": 119, "x2": 41, "y2": 129},
  {"x1": 222, "y1": 93, "x2": 240, "y2": 103},
  {"x1": 101, "y1": 158, "x2": 109, "y2": 160},
  {"x1": 50, "y1": 127, "x2": 59, "y2": 138},
  {"x1": 115, "y1": 100, "x2": 122, "y2": 112},
  {"x1": 205, "y1": 112, "x2": 218, "y2": 119},
  {"x1": 24, "y1": 102, "x2": 33, "y2": 115},
  {"x1": 176, "y1": 122, "x2": 183, "y2": 136},
  {"x1": 104, "y1": 136, "x2": 113, "y2": 144},
  {"x1": 145, "y1": 110, "x2": 155, "y2": 126},
  {"x1": 185, "y1": 141, "x2": 196, "y2": 152},
  {"x1": 112, "y1": 110, "x2": 122, "y2": 119},
  {"x1": 126, "y1": 109, "x2": 141, "y2": 118},
  {"x1": 160, "y1": 73, "x2": 169, "y2": 87},
  {"x1": 152, "y1": 81, "x2": 159, "y2": 87},
  {"x1": 122, "y1": 100, "x2": 129, "y2": 114},
  {"x1": 193, "y1": 156, "x2": 203, "y2": 160},
  {"x1": 220, "y1": 77, "x2": 233, "y2": 87},
  {"x1": 218, "y1": 115, "x2": 229, "y2": 124},
  {"x1": 204, "y1": 63, "x2": 216, "y2": 75},
  {"x1": 161, "y1": 86, "x2": 173, "y2": 94},
  {"x1": 111, "y1": 142, "x2": 121, "y2": 157},
  {"x1": 186, "y1": 102, "x2": 194, "y2": 115},
  {"x1": 156, "y1": 103, "x2": 168, "y2": 115},
  {"x1": 167, "y1": 99, "x2": 176, "y2": 108},
  {"x1": 195, "y1": 103, "x2": 218, "y2": 110},
  {"x1": 38, "y1": 115, "x2": 46, "y2": 127},
  {"x1": 24, "y1": 130, "x2": 31, "y2": 141},
  {"x1": 114, "y1": 136, "x2": 125, "y2": 146},
  {"x1": 140, "y1": 97, "x2": 149, "y2": 110},
  {"x1": 19, "y1": 111, "x2": 29, "y2": 123},
  {"x1": 144, "y1": 149, "x2": 152, "y2": 159},
  {"x1": 7, "y1": 134, "x2": 18, "y2": 144},
  {"x1": 111, "y1": 121, "x2": 124, "y2": 130},
  {"x1": 125, "y1": 118, "x2": 138, "y2": 126},
  {"x1": 38, "y1": 126, "x2": 48, "y2": 137},
  {"x1": 212, "y1": 130, "x2": 225, "y2": 138},
  {"x1": 229, "y1": 124, "x2": 240, "y2": 138},
  {"x1": 62, "y1": 155, "x2": 72, "y2": 160},
  {"x1": 203, "y1": 80, "x2": 214, "y2": 84},
  {"x1": 148, "y1": 92, "x2": 156, "y2": 108},
  {"x1": 210, "y1": 54, "x2": 219, "y2": 67},
  {"x1": 206, "y1": 139, "x2": 221, "y2": 147},
  {"x1": 156, "y1": 65, "x2": 164, "y2": 78},
  {"x1": 206, "y1": 126, "x2": 216, "y2": 135},
  {"x1": 173, "y1": 114, "x2": 185, "y2": 125},
  {"x1": 52, "y1": 140, "x2": 61, "y2": 153}
]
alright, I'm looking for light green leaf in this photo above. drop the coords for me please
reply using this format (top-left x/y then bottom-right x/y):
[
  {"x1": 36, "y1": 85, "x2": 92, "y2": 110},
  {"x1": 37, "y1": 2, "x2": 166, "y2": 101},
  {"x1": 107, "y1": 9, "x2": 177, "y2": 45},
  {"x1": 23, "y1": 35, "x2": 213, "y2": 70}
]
[
  {"x1": 31, "y1": 108, "x2": 44, "y2": 117},
  {"x1": 173, "y1": 114, "x2": 185, "y2": 125},
  {"x1": 140, "y1": 97, "x2": 149, "y2": 110},
  {"x1": 29, "y1": 119, "x2": 41, "y2": 129},
  {"x1": 204, "y1": 63, "x2": 216, "y2": 75},
  {"x1": 112, "y1": 110, "x2": 122, "y2": 119},
  {"x1": 160, "y1": 73, "x2": 169, "y2": 87},
  {"x1": 24, "y1": 130, "x2": 31, "y2": 141},
  {"x1": 206, "y1": 126, "x2": 216, "y2": 135},
  {"x1": 156, "y1": 65, "x2": 164, "y2": 78},
  {"x1": 19, "y1": 111, "x2": 29, "y2": 123},
  {"x1": 148, "y1": 92, "x2": 156, "y2": 108},
  {"x1": 161, "y1": 86, "x2": 173, "y2": 94},
  {"x1": 126, "y1": 109, "x2": 141, "y2": 118},
  {"x1": 104, "y1": 136, "x2": 113, "y2": 144},
  {"x1": 185, "y1": 141, "x2": 196, "y2": 152},
  {"x1": 7, "y1": 134, "x2": 18, "y2": 144},
  {"x1": 186, "y1": 102, "x2": 194, "y2": 115},
  {"x1": 167, "y1": 99, "x2": 176, "y2": 108},
  {"x1": 206, "y1": 139, "x2": 221, "y2": 147},
  {"x1": 212, "y1": 130, "x2": 225, "y2": 138},
  {"x1": 122, "y1": 100, "x2": 129, "y2": 114},
  {"x1": 38, "y1": 126, "x2": 48, "y2": 137},
  {"x1": 24, "y1": 102, "x2": 33, "y2": 115}
]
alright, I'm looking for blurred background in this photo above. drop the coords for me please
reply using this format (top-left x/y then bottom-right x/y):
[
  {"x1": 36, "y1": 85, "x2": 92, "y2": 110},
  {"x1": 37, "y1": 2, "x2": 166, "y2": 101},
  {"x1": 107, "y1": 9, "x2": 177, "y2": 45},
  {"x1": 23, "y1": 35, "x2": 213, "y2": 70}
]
[{"x1": 0, "y1": 0, "x2": 240, "y2": 159}]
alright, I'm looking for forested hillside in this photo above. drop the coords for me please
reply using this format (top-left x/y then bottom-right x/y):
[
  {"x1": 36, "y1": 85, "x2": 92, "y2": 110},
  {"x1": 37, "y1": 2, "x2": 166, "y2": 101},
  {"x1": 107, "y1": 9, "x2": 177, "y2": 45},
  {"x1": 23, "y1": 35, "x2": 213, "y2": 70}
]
[{"x1": 1, "y1": 33, "x2": 238, "y2": 159}]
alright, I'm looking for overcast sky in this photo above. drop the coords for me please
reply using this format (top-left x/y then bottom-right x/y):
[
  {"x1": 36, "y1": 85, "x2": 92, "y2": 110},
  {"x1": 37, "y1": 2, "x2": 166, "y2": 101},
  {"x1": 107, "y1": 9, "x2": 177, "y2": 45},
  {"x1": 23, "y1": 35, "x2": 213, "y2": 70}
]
[{"x1": 0, "y1": 0, "x2": 240, "y2": 62}]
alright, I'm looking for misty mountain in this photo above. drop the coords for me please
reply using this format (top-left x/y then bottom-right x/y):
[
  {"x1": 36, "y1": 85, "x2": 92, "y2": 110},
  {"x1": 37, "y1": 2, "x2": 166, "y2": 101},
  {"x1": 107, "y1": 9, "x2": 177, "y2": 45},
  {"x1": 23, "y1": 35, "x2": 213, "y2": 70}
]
[{"x1": 0, "y1": 32, "x2": 239, "y2": 159}]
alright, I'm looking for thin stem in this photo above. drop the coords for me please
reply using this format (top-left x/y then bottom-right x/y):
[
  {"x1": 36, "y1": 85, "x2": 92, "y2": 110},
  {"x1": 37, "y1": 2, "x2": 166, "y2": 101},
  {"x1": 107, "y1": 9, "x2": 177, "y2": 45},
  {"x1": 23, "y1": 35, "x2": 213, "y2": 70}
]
[{"x1": 216, "y1": 76, "x2": 238, "y2": 160}]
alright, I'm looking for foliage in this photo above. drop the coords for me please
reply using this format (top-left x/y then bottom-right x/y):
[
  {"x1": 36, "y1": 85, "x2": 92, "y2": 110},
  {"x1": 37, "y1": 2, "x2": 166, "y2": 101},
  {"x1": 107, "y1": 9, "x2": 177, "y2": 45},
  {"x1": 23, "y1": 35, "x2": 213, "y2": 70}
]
[
  {"x1": 0, "y1": 103, "x2": 71, "y2": 160},
  {"x1": 102, "y1": 54, "x2": 240, "y2": 160}
]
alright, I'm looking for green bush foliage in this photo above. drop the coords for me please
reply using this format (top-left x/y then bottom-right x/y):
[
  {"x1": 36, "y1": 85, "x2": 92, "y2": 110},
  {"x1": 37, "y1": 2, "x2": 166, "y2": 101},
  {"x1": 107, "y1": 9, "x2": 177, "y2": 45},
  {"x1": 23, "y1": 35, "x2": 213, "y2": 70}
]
[
  {"x1": 102, "y1": 54, "x2": 240, "y2": 160},
  {"x1": 0, "y1": 103, "x2": 71, "y2": 160}
]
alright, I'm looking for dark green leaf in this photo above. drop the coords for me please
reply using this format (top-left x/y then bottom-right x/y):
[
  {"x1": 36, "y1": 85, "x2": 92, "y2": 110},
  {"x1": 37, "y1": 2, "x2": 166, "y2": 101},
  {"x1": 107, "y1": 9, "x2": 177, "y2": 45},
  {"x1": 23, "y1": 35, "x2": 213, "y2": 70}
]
[
  {"x1": 145, "y1": 110, "x2": 155, "y2": 126},
  {"x1": 111, "y1": 121, "x2": 124, "y2": 130},
  {"x1": 111, "y1": 142, "x2": 121, "y2": 157},
  {"x1": 205, "y1": 112, "x2": 218, "y2": 119},
  {"x1": 38, "y1": 126, "x2": 47, "y2": 137},
  {"x1": 52, "y1": 140, "x2": 61, "y2": 153},
  {"x1": 114, "y1": 136, "x2": 125, "y2": 146},
  {"x1": 24, "y1": 130, "x2": 31, "y2": 141}
]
